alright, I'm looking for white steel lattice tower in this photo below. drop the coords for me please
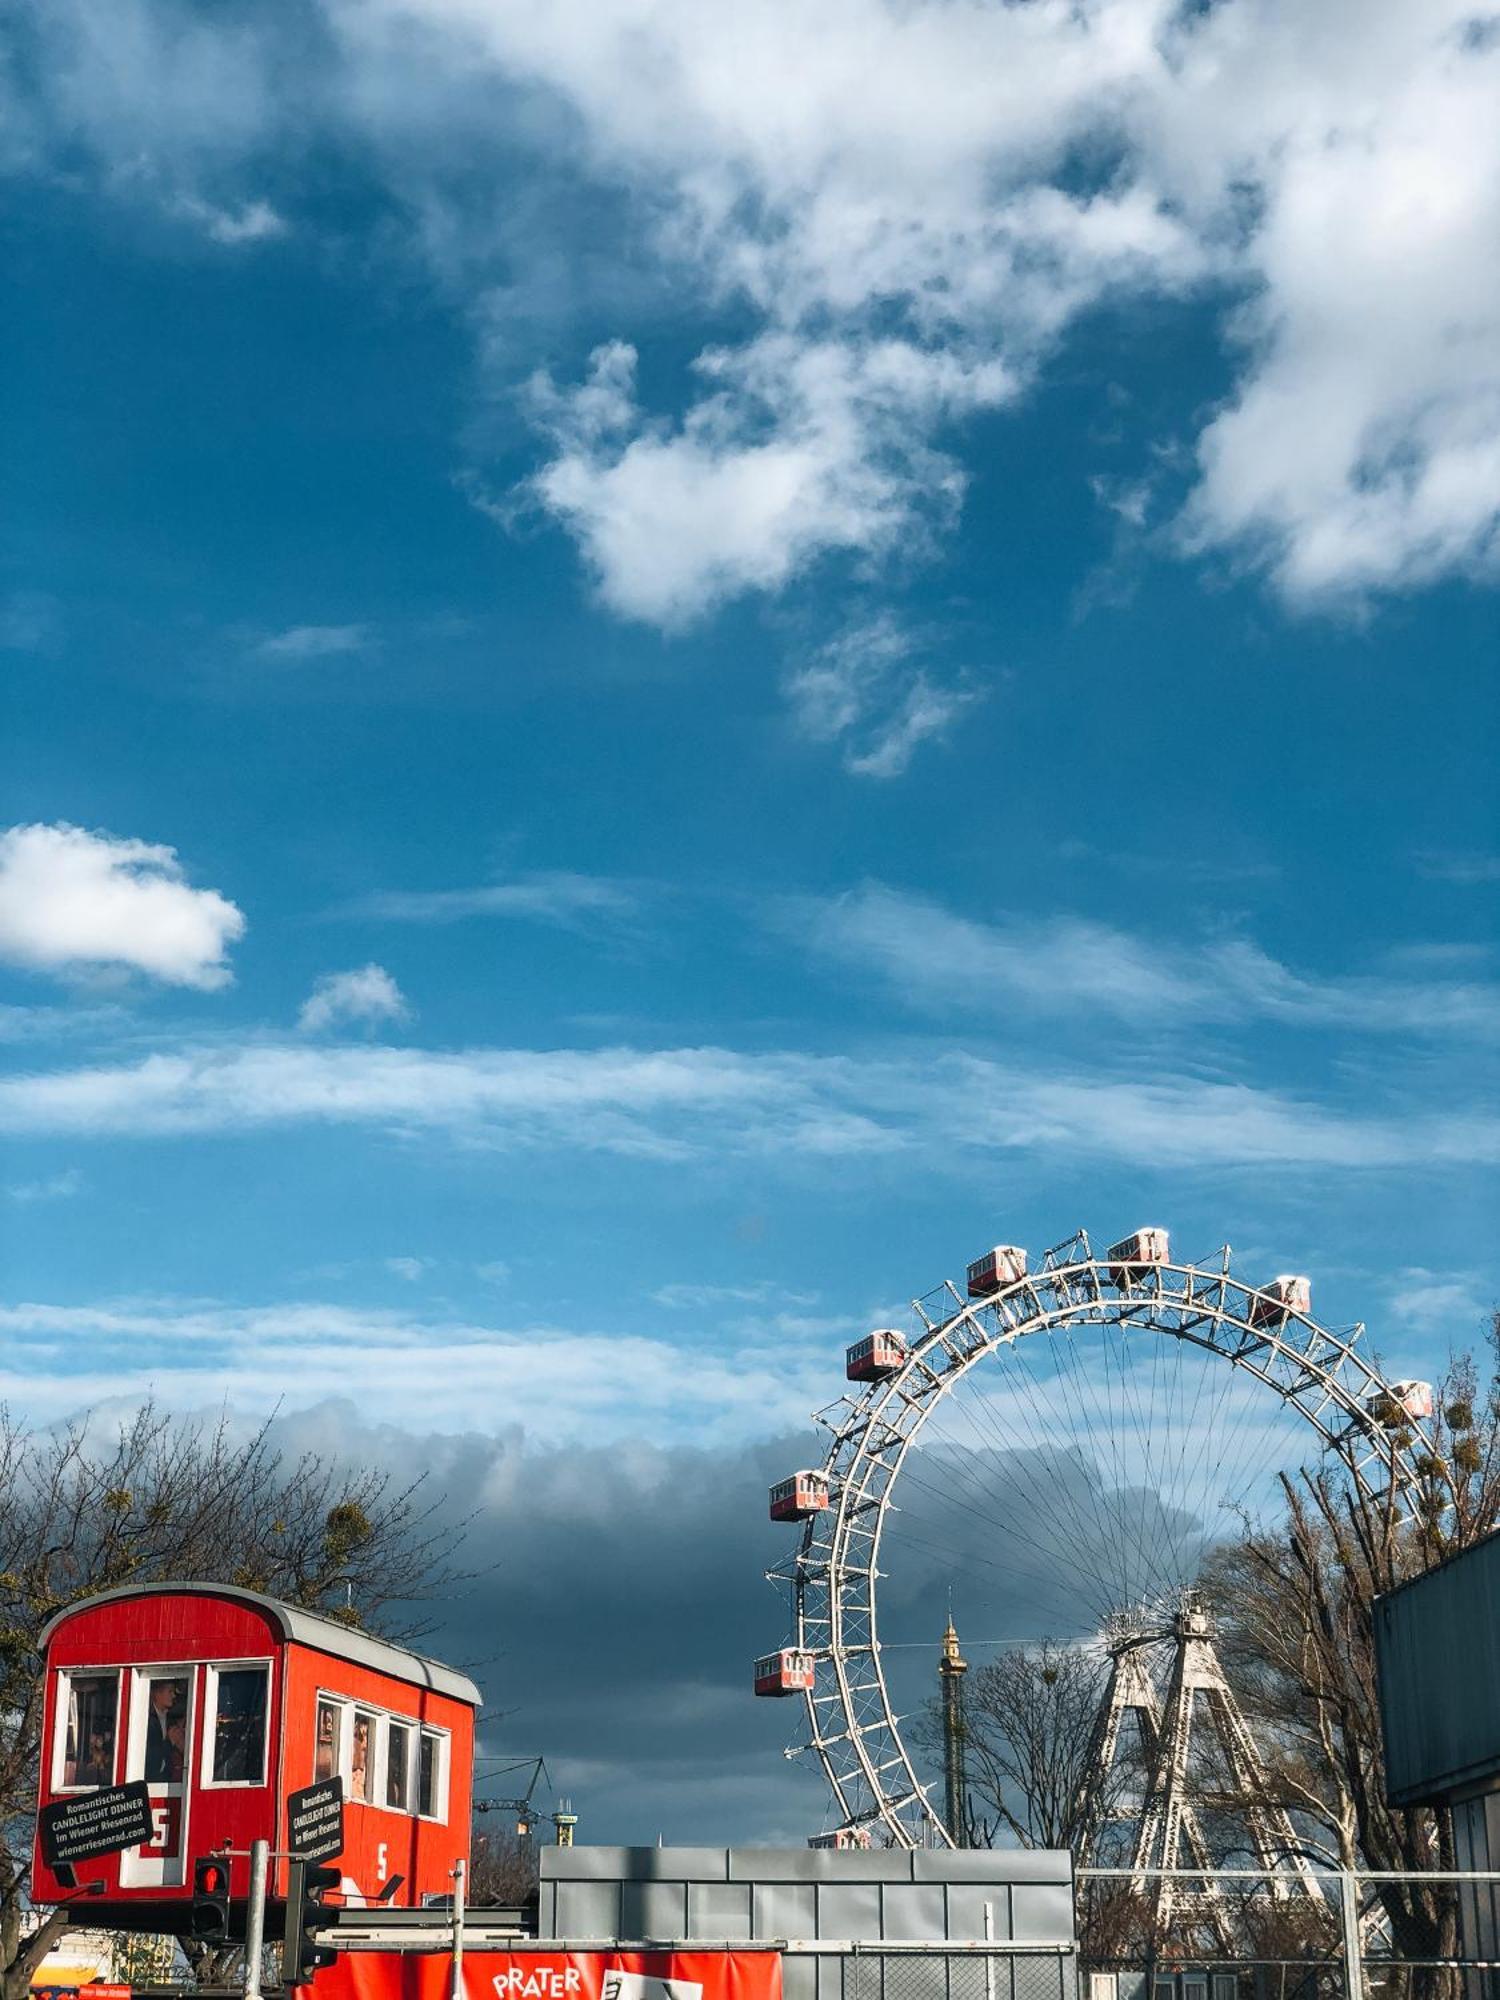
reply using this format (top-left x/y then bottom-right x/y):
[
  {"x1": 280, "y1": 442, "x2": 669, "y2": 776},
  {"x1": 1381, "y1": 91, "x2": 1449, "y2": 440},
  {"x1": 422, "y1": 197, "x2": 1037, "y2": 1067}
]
[{"x1": 1080, "y1": 1593, "x2": 1324, "y2": 1947}]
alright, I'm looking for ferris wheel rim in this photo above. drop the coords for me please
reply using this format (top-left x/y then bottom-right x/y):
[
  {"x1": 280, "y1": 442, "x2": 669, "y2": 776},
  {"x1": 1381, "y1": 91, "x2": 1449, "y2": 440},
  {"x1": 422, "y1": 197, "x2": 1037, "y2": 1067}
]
[{"x1": 782, "y1": 1236, "x2": 1438, "y2": 1849}]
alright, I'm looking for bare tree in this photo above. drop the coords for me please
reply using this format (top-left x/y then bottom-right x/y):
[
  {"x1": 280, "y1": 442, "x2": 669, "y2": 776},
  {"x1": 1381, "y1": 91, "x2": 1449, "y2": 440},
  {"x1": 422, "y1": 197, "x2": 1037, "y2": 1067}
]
[
  {"x1": 0, "y1": 1403, "x2": 466, "y2": 2000},
  {"x1": 1208, "y1": 1317, "x2": 1500, "y2": 1997},
  {"x1": 467, "y1": 1827, "x2": 539, "y2": 1908},
  {"x1": 923, "y1": 1640, "x2": 1115, "y2": 1849}
]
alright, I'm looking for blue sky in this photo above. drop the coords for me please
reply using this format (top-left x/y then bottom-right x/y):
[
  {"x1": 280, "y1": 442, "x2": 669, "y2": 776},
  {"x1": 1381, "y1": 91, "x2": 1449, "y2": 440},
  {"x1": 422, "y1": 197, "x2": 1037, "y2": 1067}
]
[{"x1": 2, "y1": 0, "x2": 1498, "y2": 1844}]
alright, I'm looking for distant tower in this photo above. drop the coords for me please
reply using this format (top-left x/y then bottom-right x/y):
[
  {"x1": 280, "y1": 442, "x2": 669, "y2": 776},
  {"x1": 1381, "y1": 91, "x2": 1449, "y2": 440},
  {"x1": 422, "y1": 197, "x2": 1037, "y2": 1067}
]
[
  {"x1": 554, "y1": 1801, "x2": 577, "y2": 1848},
  {"x1": 939, "y1": 1616, "x2": 969, "y2": 1847}
]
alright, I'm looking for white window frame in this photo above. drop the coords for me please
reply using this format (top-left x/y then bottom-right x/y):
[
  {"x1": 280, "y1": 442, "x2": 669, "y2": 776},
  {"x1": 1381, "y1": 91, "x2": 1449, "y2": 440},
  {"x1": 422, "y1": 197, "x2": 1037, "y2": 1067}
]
[
  {"x1": 348, "y1": 1706, "x2": 378, "y2": 1807},
  {"x1": 383, "y1": 1715, "x2": 414, "y2": 1814},
  {"x1": 313, "y1": 1691, "x2": 349, "y2": 1786},
  {"x1": 199, "y1": 1660, "x2": 274, "y2": 1790},
  {"x1": 414, "y1": 1726, "x2": 450, "y2": 1822},
  {"x1": 314, "y1": 1693, "x2": 447, "y2": 1818},
  {"x1": 50, "y1": 1666, "x2": 123, "y2": 1795}
]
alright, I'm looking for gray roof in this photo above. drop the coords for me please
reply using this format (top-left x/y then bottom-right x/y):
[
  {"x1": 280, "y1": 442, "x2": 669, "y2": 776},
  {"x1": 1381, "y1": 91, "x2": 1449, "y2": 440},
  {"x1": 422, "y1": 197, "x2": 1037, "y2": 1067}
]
[{"x1": 39, "y1": 1582, "x2": 483, "y2": 1706}]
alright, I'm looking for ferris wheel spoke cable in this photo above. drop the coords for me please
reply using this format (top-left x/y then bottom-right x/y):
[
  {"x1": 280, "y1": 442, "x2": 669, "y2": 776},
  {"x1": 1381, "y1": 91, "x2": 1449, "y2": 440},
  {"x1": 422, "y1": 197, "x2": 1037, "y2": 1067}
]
[
  {"x1": 974, "y1": 1319, "x2": 1144, "y2": 1600},
  {"x1": 1044, "y1": 1315, "x2": 1175, "y2": 1605},
  {"x1": 1005, "y1": 1321, "x2": 1172, "y2": 1611},
  {"x1": 918, "y1": 1329, "x2": 1123, "y2": 1600},
  {"x1": 872, "y1": 1518, "x2": 1104, "y2": 1636},
  {"x1": 890, "y1": 1411, "x2": 1123, "y2": 1623},
  {"x1": 926, "y1": 1346, "x2": 1129, "y2": 1622},
  {"x1": 889, "y1": 1445, "x2": 1119, "y2": 1627}
]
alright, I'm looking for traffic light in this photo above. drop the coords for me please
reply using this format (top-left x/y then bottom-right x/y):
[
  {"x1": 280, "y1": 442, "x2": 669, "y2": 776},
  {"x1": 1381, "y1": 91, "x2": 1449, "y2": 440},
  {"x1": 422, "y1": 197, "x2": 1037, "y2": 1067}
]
[
  {"x1": 283, "y1": 1859, "x2": 340, "y2": 1987},
  {"x1": 190, "y1": 1856, "x2": 231, "y2": 1944}
]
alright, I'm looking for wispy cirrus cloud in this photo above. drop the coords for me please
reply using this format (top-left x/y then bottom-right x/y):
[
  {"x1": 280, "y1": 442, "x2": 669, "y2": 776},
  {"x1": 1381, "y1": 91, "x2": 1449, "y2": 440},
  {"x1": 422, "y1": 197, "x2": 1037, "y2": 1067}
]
[
  {"x1": 254, "y1": 624, "x2": 372, "y2": 661},
  {"x1": 4, "y1": 1168, "x2": 83, "y2": 1204},
  {"x1": 0, "y1": 1037, "x2": 1495, "y2": 1173},
  {"x1": 1417, "y1": 852, "x2": 1500, "y2": 885},
  {"x1": 783, "y1": 615, "x2": 980, "y2": 779},
  {"x1": 0, "y1": 1296, "x2": 834, "y2": 1445},
  {"x1": 343, "y1": 870, "x2": 640, "y2": 927},
  {"x1": 789, "y1": 882, "x2": 1500, "y2": 1038}
]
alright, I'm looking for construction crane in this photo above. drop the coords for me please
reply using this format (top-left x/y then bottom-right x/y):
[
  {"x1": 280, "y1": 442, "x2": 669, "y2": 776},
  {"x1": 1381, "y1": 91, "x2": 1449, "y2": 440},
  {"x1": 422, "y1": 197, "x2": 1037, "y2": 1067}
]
[{"x1": 473, "y1": 1756, "x2": 578, "y2": 1846}]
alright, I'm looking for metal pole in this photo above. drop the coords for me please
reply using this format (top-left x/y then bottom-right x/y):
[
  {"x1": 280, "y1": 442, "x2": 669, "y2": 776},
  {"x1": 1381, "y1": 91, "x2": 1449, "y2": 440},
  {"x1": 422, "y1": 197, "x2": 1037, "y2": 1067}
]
[
  {"x1": 1339, "y1": 1867, "x2": 1365, "y2": 2000},
  {"x1": 451, "y1": 1858, "x2": 466, "y2": 2000},
  {"x1": 243, "y1": 1840, "x2": 269, "y2": 2000},
  {"x1": 983, "y1": 1901, "x2": 996, "y2": 2000}
]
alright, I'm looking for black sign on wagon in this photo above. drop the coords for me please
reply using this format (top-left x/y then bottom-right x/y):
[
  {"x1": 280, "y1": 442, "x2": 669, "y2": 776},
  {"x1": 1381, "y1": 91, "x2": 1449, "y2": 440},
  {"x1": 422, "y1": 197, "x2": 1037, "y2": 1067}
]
[
  {"x1": 40, "y1": 1781, "x2": 154, "y2": 1868},
  {"x1": 287, "y1": 1776, "x2": 345, "y2": 1864}
]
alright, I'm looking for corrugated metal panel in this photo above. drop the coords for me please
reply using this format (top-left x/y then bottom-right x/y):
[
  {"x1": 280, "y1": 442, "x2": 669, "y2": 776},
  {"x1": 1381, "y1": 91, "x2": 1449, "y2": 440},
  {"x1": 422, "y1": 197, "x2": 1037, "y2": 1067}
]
[
  {"x1": 1375, "y1": 1532, "x2": 1500, "y2": 1806},
  {"x1": 537, "y1": 1846, "x2": 1074, "y2": 1945}
]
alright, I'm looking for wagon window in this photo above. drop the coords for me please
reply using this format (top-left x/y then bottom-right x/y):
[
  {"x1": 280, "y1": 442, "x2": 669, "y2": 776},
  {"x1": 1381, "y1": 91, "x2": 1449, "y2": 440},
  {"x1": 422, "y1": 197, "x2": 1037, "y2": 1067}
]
[
  {"x1": 385, "y1": 1720, "x2": 411, "y2": 1811},
  {"x1": 56, "y1": 1672, "x2": 119, "y2": 1792},
  {"x1": 350, "y1": 1710, "x2": 375, "y2": 1803},
  {"x1": 416, "y1": 1730, "x2": 445, "y2": 1818},
  {"x1": 209, "y1": 1666, "x2": 269, "y2": 1785},
  {"x1": 314, "y1": 1697, "x2": 342, "y2": 1783}
]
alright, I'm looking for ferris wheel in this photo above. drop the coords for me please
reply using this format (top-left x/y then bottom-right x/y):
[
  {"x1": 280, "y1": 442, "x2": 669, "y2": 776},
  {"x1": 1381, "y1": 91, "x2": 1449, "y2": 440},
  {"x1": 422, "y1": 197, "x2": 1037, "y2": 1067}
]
[{"x1": 754, "y1": 1225, "x2": 1439, "y2": 1853}]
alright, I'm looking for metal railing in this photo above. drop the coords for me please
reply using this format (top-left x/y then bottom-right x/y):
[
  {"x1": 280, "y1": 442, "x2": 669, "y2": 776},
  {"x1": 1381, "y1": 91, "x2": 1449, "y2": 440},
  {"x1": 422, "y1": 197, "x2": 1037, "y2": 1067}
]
[{"x1": 1077, "y1": 1867, "x2": 1500, "y2": 2000}]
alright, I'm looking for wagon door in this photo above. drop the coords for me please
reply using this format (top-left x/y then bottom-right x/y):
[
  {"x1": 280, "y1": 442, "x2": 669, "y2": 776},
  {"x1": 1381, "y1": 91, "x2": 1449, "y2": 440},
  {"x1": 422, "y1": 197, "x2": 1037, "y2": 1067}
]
[{"x1": 119, "y1": 1666, "x2": 196, "y2": 1887}]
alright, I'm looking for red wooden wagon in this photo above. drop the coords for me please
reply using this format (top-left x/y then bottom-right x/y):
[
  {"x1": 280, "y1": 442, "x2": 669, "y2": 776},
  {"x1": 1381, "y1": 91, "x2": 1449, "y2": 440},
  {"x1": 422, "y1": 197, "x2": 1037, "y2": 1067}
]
[{"x1": 32, "y1": 1582, "x2": 479, "y2": 1925}]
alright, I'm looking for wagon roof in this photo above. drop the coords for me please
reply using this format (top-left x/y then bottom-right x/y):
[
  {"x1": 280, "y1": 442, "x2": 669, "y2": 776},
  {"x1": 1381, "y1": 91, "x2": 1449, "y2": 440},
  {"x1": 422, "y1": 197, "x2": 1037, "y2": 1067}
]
[{"x1": 39, "y1": 1582, "x2": 483, "y2": 1706}]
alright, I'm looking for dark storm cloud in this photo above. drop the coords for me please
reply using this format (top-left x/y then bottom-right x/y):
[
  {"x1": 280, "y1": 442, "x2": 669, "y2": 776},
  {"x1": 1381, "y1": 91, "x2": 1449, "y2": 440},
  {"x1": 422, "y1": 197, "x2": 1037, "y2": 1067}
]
[
  {"x1": 270, "y1": 1406, "x2": 836, "y2": 1843},
  {"x1": 260, "y1": 1405, "x2": 1213, "y2": 1845}
]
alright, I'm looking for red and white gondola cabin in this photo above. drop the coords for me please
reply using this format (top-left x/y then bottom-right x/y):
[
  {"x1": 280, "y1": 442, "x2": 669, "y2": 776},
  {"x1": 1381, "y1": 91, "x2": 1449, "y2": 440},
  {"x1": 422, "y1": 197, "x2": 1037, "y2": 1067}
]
[
  {"x1": 1106, "y1": 1228, "x2": 1170, "y2": 1287},
  {"x1": 1248, "y1": 1273, "x2": 1312, "y2": 1327},
  {"x1": 33, "y1": 1583, "x2": 479, "y2": 1925},
  {"x1": 753, "y1": 1649, "x2": 816, "y2": 1697},
  {"x1": 966, "y1": 1246, "x2": 1028, "y2": 1298},
  {"x1": 768, "y1": 1471, "x2": 830, "y2": 1522},
  {"x1": 846, "y1": 1330, "x2": 906, "y2": 1381}
]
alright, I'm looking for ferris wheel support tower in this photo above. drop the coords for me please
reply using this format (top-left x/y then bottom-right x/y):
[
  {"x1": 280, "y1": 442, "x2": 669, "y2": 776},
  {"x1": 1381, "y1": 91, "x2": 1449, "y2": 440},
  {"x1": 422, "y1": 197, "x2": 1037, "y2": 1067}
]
[{"x1": 1083, "y1": 1595, "x2": 1325, "y2": 1946}]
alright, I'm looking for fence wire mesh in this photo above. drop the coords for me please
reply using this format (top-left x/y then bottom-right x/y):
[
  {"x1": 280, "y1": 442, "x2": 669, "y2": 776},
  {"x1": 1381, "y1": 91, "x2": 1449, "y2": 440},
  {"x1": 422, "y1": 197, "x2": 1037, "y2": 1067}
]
[{"x1": 843, "y1": 1951, "x2": 1076, "y2": 2000}]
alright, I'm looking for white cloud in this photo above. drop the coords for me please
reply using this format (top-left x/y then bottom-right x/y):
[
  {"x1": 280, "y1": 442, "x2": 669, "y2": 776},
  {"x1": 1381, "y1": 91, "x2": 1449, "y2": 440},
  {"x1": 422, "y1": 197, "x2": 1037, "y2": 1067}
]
[
  {"x1": 255, "y1": 624, "x2": 371, "y2": 660},
  {"x1": 8, "y1": 0, "x2": 1500, "y2": 612},
  {"x1": 298, "y1": 963, "x2": 410, "y2": 1033},
  {"x1": 388, "y1": 0, "x2": 1498, "y2": 611},
  {"x1": 383, "y1": 1255, "x2": 429, "y2": 1281},
  {"x1": 652, "y1": 1281, "x2": 807, "y2": 1310},
  {"x1": 525, "y1": 337, "x2": 1012, "y2": 627},
  {"x1": 0, "y1": 1035, "x2": 1495, "y2": 1172},
  {"x1": 784, "y1": 615, "x2": 979, "y2": 779},
  {"x1": 349, "y1": 870, "x2": 637, "y2": 926},
  {"x1": 5, "y1": 1168, "x2": 83, "y2": 1203},
  {"x1": 0, "y1": 1296, "x2": 834, "y2": 1445},
  {"x1": 1167, "y1": 8, "x2": 1500, "y2": 602},
  {"x1": 175, "y1": 194, "x2": 287, "y2": 244},
  {"x1": 1418, "y1": 852, "x2": 1500, "y2": 885},
  {"x1": 1384, "y1": 1267, "x2": 1490, "y2": 1341},
  {"x1": 0, "y1": 823, "x2": 245, "y2": 990},
  {"x1": 793, "y1": 882, "x2": 1500, "y2": 1036}
]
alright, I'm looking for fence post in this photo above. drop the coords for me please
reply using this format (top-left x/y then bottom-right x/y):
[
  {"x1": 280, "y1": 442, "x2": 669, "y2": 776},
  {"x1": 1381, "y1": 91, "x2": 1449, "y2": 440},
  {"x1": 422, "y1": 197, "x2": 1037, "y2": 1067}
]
[
  {"x1": 242, "y1": 1839, "x2": 269, "y2": 2000},
  {"x1": 451, "y1": 1857, "x2": 466, "y2": 2000},
  {"x1": 1338, "y1": 1869, "x2": 1364, "y2": 2000}
]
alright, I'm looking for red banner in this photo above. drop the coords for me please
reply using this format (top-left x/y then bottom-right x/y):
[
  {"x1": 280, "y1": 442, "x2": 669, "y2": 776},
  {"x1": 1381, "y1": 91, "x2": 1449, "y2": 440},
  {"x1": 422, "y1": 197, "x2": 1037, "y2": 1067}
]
[{"x1": 318, "y1": 1950, "x2": 783, "y2": 2000}]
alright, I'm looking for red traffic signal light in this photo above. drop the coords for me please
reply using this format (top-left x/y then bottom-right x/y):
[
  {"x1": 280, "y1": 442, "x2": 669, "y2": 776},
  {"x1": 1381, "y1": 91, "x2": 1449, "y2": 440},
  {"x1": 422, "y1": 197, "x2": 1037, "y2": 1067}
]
[{"x1": 190, "y1": 1856, "x2": 232, "y2": 1943}]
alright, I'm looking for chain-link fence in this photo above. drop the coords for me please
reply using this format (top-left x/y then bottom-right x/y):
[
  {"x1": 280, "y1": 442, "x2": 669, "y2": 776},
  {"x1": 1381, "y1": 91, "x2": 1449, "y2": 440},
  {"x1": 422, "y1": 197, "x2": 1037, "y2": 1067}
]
[
  {"x1": 1076, "y1": 1868, "x2": 1500, "y2": 2000},
  {"x1": 833, "y1": 1945, "x2": 1077, "y2": 2000}
]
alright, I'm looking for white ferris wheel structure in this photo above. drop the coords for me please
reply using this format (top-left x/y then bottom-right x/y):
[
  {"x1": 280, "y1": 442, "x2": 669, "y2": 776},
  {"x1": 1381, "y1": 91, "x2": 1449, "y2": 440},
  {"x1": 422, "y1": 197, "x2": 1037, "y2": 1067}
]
[{"x1": 755, "y1": 1225, "x2": 1438, "y2": 1916}]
